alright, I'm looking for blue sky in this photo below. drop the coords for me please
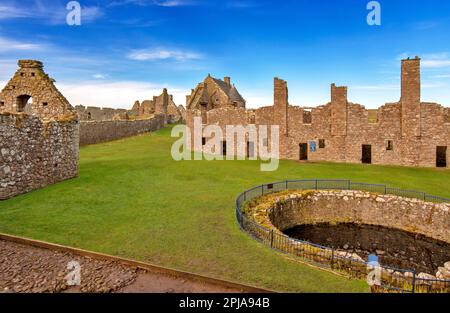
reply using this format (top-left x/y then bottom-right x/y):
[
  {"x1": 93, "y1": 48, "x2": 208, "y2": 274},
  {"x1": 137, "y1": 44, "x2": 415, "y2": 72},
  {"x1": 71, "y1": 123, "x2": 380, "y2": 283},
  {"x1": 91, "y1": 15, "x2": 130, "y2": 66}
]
[{"x1": 0, "y1": 0, "x2": 450, "y2": 109}]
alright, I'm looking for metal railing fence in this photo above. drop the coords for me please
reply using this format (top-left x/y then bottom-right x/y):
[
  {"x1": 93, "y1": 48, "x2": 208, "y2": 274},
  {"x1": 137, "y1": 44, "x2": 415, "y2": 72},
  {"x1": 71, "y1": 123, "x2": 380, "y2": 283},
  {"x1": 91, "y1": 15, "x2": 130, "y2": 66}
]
[{"x1": 235, "y1": 179, "x2": 450, "y2": 293}]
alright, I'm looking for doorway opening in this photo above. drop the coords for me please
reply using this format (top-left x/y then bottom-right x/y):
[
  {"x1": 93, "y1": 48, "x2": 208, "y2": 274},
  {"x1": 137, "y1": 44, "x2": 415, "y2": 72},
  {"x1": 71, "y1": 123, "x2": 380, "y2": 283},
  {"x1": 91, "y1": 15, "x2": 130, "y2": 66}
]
[
  {"x1": 437, "y1": 146, "x2": 447, "y2": 168},
  {"x1": 299, "y1": 143, "x2": 308, "y2": 161},
  {"x1": 362, "y1": 145, "x2": 372, "y2": 164}
]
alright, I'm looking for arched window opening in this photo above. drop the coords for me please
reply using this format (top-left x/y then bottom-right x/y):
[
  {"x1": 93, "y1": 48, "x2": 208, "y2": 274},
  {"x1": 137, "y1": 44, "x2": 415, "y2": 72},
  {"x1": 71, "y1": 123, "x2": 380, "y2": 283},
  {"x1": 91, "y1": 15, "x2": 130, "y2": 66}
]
[{"x1": 16, "y1": 95, "x2": 33, "y2": 113}]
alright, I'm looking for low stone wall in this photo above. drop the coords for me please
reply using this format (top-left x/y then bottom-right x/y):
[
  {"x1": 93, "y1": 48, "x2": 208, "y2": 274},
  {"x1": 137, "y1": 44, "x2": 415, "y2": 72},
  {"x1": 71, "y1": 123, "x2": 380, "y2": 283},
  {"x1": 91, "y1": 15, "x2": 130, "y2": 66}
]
[
  {"x1": 242, "y1": 189, "x2": 450, "y2": 287},
  {"x1": 0, "y1": 113, "x2": 79, "y2": 200},
  {"x1": 75, "y1": 105, "x2": 128, "y2": 121},
  {"x1": 79, "y1": 114, "x2": 165, "y2": 146},
  {"x1": 266, "y1": 190, "x2": 450, "y2": 244}
]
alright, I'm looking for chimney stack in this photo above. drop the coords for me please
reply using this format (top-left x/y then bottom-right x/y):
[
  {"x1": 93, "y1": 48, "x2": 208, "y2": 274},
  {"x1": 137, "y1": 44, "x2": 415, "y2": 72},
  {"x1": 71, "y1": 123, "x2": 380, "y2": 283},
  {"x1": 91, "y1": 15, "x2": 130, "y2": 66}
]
[{"x1": 224, "y1": 77, "x2": 231, "y2": 86}]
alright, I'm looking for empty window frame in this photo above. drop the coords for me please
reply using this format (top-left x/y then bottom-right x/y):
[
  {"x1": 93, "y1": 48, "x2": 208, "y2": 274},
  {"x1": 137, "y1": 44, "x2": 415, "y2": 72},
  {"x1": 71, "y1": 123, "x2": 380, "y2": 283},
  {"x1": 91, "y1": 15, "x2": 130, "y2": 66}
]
[
  {"x1": 387, "y1": 140, "x2": 394, "y2": 151},
  {"x1": 319, "y1": 139, "x2": 326, "y2": 149},
  {"x1": 303, "y1": 110, "x2": 312, "y2": 124}
]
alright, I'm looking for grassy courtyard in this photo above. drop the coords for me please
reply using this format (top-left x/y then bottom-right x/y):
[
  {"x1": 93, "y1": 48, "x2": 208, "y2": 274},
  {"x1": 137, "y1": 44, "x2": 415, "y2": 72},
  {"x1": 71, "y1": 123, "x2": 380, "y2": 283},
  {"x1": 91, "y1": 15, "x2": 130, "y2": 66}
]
[{"x1": 0, "y1": 126, "x2": 449, "y2": 292}]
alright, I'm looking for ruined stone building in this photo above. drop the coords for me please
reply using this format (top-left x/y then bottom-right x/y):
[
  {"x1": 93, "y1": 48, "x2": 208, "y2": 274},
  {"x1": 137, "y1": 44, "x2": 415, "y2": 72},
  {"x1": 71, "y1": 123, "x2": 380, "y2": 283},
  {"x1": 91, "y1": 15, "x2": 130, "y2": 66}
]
[
  {"x1": 131, "y1": 88, "x2": 184, "y2": 124},
  {"x1": 75, "y1": 105, "x2": 128, "y2": 121},
  {"x1": 0, "y1": 60, "x2": 79, "y2": 200},
  {"x1": 186, "y1": 57, "x2": 450, "y2": 168},
  {"x1": 0, "y1": 60, "x2": 76, "y2": 119},
  {"x1": 186, "y1": 75, "x2": 246, "y2": 122},
  {"x1": 75, "y1": 89, "x2": 184, "y2": 123}
]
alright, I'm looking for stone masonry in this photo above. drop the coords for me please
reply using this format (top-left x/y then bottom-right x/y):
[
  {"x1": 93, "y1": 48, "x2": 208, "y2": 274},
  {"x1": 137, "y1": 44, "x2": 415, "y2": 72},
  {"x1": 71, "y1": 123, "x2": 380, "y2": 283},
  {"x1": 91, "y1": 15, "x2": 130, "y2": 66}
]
[
  {"x1": 0, "y1": 60, "x2": 76, "y2": 120},
  {"x1": 186, "y1": 57, "x2": 450, "y2": 168},
  {"x1": 0, "y1": 60, "x2": 79, "y2": 200},
  {"x1": 75, "y1": 106, "x2": 128, "y2": 121},
  {"x1": 79, "y1": 114, "x2": 165, "y2": 146},
  {"x1": 245, "y1": 190, "x2": 450, "y2": 281},
  {"x1": 130, "y1": 88, "x2": 184, "y2": 124},
  {"x1": 75, "y1": 89, "x2": 184, "y2": 124}
]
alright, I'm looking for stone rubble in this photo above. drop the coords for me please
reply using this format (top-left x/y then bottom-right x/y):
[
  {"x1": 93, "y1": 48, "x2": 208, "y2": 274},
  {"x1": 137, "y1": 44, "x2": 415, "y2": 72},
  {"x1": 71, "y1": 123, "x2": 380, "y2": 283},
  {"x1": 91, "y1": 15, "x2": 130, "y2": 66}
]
[{"x1": 0, "y1": 240, "x2": 137, "y2": 293}]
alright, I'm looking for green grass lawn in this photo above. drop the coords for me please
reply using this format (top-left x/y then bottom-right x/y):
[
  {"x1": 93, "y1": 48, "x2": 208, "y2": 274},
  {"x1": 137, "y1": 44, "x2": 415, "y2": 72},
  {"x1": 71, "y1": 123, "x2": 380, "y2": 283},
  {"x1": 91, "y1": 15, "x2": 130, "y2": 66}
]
[{"x1": 1, "y1": 126, "x2": 449, "y2": 292}]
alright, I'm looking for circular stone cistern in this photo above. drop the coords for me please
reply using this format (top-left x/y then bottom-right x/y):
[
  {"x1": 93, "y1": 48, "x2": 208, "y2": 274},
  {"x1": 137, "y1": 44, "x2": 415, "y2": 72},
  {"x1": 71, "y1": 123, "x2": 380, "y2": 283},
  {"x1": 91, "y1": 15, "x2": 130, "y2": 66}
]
[{"x1": 243, "y1": 189, "x2": 450, "y2": 280}]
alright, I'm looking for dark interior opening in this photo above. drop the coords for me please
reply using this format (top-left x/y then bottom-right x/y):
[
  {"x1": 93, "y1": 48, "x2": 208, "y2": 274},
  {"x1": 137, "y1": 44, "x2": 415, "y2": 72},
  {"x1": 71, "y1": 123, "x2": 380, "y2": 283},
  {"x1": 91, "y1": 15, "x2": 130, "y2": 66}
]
[
  {"x1": 319, "y1": 139, "x2": 325, "y2": 149},
  {"x1": 16, "y1": 95, "x2": 32, "y2": 113},
  {"x1": 222, "y1": 141, "x2": 227, "y2": 156},
  {"x1": 437, "y1": 146, "x2": 447, "y2": 168},
  {"x1": 299, "y1": 143, "x2": 308, "y2": 161},
  {"x1": 362, "y1": 144, "x2": 372, "y2": 164}
]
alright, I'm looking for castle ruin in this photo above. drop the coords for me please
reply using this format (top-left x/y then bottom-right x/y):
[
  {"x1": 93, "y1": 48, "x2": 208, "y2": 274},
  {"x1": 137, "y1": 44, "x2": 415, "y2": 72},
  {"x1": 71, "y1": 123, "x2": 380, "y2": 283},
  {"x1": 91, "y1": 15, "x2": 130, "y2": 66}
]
[
  {"x1": 186, "y1": 57, "x2": 450, "y2": 168},
  {"x1": 0, "y1": 60, "x2": 79, "y2": 200},
  {"x1": 130, "y1": 88, "x2": 184, "y2": 123}
]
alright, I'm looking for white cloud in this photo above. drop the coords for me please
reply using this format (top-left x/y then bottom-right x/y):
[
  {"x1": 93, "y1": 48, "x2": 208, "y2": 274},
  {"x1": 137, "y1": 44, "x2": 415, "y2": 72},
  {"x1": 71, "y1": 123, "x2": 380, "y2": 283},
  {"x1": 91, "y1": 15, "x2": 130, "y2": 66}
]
[
  {"x1": 422, "y1": 60, "x2": 450, "y2": 69},
  {"x1": 0, "y1": 36, "x2": 45, "y2": 51},
  {"x1": 92, "y1": 74, "x2": 106, "y2": 79},
  {"x1": 0, "y1": 1, "x2": 103, "y2": 25},
  {"x1": 80, "y1": 6, "x2": 104, "y2": 24},
  {"x1": 155, "y1": 0, "x2": 190, "y2": 7},
  {"x1": 0, "y1": 59, "x2": 18, "y2": 80},
  {"x1": 108, "y1": 0, "x2": 197, "y2": 7},
  {"x1": 56, "y1": 80, "x2": 189, "y2": 108},
  {"x1": 397, "y1": 52, "x2": 450, "y2": 69},
  {"x1": 0, "y1": 4, "x2": 30, "y2": 19},
  {"x1": 47, "y1": 5, "x2": 104, "y2": 25},
  {"x1": 127, "y1": 48, "x2": 202, "y2": 62}
]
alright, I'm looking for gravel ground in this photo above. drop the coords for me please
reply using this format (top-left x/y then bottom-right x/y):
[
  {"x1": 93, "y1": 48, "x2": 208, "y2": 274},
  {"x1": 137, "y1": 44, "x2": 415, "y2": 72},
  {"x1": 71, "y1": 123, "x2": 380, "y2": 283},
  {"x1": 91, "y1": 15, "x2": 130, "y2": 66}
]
[{"x1": 0, "y1": 239, "x2": 243, "y2": 293}]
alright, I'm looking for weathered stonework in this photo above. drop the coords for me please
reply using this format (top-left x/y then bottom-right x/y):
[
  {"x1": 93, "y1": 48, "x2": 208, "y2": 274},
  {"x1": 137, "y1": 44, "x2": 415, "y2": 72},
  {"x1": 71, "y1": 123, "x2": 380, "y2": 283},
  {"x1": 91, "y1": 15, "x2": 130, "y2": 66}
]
[
  {"x1": 79, "y1": 114, "x2": 165, "y2": 146},
  {"x1": 244, "y1": 189, "x2": 450, "y2": 282},
  {"x1": 75, "y1": 106, "x2": 128, "y2": 121},
  {"x1": 74, "y1": 89, "x2": 179, "y2": 145},
  {"x1": 132, "y1": 89, "x2": 184, "y2": 124},
  {"x1": 187, "y1": 75, "x2": 245, "y2": 124},
  {"x1": 75, "y1": 89, "x2": 184, "y2": 124},
  {"x1": 0, "y1": 114, "x2": 79, "y2": 200},
  {"x1": 187, "y1": 58, "x2": 450, "y2": 168},
  {"x1": 0, "y1": 60, "x2": 76, "y2": 120},
  {"x1": 0, "y1": 60, "x2": 79, "y2": 200},
  {"x1": 263, "y1": 190, "x2": 450, "y2": 244}
]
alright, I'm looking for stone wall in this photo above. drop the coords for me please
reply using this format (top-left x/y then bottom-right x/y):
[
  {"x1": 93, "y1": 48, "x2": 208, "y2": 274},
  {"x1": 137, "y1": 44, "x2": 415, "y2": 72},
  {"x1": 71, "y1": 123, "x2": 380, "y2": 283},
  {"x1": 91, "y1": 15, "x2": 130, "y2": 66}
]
[
  {"x1": 75, "y1": 105, "x2": 128, "y2": 121},
  {"x1": 79, "y1": 114, "x2": 165, "y2": 146},
  {"x1": 265, "y1": 190, "x2": 450, "y2": 244},
  {"x1": 0, "y1": 60, "x2": 75, "y2": 120},
  {"x1": 76, "y1": 89, "x2": 184, "y2": 124},
  {"x1": 243, "y1": 189, "x2": 450, "y2": 286},
  {"x1": 0, "y1": 113, "x2": 79, "y2": 200},
  {"x1": 133, "y1": 89, "x2": 184, "y2": 124},
  {"x1": 186, "y1": 57, "x2": 450, "y2": 168}
]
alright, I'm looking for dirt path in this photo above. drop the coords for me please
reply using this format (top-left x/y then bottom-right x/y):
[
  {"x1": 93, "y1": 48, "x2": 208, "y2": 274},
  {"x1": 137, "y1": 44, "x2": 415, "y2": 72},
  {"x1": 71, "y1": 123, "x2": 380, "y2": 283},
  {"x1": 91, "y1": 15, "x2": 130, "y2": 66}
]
[{"x1": 0, "y1": 239, "x2": 245, "y2": 293}]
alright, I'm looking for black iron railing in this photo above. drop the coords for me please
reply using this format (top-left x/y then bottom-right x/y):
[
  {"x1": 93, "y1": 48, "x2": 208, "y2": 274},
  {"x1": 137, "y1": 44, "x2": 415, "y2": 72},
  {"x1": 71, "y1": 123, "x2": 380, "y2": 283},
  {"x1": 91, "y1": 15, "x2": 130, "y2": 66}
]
[{"x1": 235, "y1": 179, "x2": 450, "y2": 293}]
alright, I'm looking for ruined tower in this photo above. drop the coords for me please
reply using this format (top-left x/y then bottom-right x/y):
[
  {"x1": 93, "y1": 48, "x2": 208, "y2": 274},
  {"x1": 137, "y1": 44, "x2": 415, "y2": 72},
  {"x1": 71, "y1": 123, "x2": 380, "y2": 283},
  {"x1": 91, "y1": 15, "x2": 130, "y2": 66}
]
[
  {"x1": 401, "y1": 57, "x2": 421, "y2": 138},
  {"x1": 160, "y1": 88, "x2": 169, "y2": 121},
  {"x1": 330, "y1": 83, "x2": 348, "y2": 136},
  {"x1": 273, "y1": 77, "x2": 289, "y2": 137}
]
